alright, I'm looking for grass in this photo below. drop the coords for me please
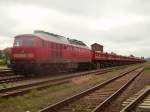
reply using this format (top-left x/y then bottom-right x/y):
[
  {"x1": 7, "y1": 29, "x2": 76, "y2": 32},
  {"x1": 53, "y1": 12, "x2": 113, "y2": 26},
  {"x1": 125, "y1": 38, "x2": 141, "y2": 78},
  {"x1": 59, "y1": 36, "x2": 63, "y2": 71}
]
[
  {"x1": 0, "y1": 83, "x2": 78, "y2": 112},
  {"x1": 144, "y1": 66, "x2": 150, "y2": 71},
  {"x1": 28, "y1": 89, "x2": 39, "y2": 97},
  {"x1": 0, "y1": 83, "x2": 14, "y2": 90},
  {"x1": 0, "y1": 59, "x2": 6, "y2": 66},
  {"x1": 0, "y1": 97, "x2": 6, "y2": 103},
  {"x1": 143, "y1": 62, "x2": 150, "y2": 75},
  {"x1": 0, "y1": 65, "x2": 138, "y2": 112}
]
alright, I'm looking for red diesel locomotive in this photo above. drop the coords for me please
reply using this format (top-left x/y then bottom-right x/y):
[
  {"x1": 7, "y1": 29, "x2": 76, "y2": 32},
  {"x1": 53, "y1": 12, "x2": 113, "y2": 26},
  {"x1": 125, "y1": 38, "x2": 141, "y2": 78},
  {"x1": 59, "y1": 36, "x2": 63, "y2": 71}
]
[
  {"x1": 11, "y1": 30, "x2": 144, "y2": 76},
  {"x1": 11, "y1": 31, "x2": 92, "y2": 75}
]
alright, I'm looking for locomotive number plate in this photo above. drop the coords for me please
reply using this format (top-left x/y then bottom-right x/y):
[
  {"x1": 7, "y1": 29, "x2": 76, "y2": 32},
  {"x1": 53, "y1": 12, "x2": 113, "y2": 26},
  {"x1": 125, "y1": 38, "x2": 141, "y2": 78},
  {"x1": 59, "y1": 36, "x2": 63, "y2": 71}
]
[{"x1": 13, "y1": 53, "x2": 34, "y2": 58}]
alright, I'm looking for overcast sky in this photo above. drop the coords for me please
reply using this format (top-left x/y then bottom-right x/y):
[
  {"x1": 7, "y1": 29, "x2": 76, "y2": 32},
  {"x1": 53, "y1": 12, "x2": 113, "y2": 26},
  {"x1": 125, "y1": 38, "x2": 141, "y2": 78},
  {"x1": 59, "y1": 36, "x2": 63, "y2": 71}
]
[{"x1": 0, "y1": 0, "x2": 150, "y2": 58}]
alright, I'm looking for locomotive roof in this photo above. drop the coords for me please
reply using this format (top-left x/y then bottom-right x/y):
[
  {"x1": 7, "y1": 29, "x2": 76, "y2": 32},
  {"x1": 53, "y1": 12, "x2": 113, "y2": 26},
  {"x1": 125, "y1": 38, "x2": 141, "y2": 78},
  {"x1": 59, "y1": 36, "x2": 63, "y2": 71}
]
[
  {"x1": 67, "y1": 38, "x2": 87, "y2": 46},
  {"x1": 34, "y1": 30, "x2": 69, "y2": 44},
  {"x1": 34, "y1": 30, "x2": 89, "y2": 49}
]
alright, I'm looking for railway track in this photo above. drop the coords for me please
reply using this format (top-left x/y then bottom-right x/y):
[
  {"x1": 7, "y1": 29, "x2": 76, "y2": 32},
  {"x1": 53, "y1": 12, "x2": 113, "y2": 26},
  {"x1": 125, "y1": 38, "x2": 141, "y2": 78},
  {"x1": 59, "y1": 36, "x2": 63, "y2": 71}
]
[
  {"x1": 121, "y1": 86, "x2": 150, "y2": 112},
  {"x1": 0, "y1": 68, "x2": 27, "y2": 84},
  {"x1": 0, "y1": 75, "x2": 25, "y2": 84},
  {"x1": 0, "y1": 65, "x2": 127, "y2": 84},
  {"x1": 0, "y1": 64, "x2": 138, "y2": 84},
  {"x1": 39, "y1": 66, "x2": 144, "y2": 112},
  {"x1": 0, "y1": 67, "x2": 112, "y2": 98},
  {"x1": 0, "y1": 68, "x2": 14, "y2": 77},
  {"x1": 94, "y1": 64, "x2": 150, "y2": 112},
  {"x1": 0, "y1": 68, "x2": 106, "y2": 84}
]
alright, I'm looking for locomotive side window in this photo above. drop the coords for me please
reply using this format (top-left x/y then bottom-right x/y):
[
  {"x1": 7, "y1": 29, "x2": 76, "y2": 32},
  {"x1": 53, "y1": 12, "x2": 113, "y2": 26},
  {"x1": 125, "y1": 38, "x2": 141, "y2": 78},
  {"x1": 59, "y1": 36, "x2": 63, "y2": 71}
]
[
  {"x1": 38, "y1": 39, "x2": 43, "y2": 48},
  {"x1": 45, "y1": 42, "x2": 49, "y2": 48},
  {"x1": 59, "y1": 44, "x2": 62, "y2": 49},
  {"x1": 48, "y1": 42, "x2": 51, "y2": 47},
  {"x1": 64, "y1": 46, "x2": 67, "y2": 49},
  {"x1": 14, "y1": 38, "x2": 22, "y2": 46},
  {"x1": 51, "y1": 43, "x2": 54, "y2": 49},
  {"x1": 53, "y1": 43, "x2": 56, "y2": 49},
  {"x1": 56, "y1": 44, "x2": 58, "y2": 49}
]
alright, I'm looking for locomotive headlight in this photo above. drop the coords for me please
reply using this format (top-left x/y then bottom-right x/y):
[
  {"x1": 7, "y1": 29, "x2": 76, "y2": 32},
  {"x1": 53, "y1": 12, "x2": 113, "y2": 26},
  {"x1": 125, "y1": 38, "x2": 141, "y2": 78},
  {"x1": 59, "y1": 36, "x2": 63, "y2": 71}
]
[{"x1": 14, "y1": 53, "x2": 34, "y2": 58}]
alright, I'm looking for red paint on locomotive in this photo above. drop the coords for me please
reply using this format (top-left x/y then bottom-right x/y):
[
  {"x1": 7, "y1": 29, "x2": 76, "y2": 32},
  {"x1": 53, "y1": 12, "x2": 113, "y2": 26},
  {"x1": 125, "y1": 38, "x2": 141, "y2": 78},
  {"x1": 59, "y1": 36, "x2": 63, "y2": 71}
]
[{"x1": 11, "y1": 31, "x2": 92, "y2": 75}]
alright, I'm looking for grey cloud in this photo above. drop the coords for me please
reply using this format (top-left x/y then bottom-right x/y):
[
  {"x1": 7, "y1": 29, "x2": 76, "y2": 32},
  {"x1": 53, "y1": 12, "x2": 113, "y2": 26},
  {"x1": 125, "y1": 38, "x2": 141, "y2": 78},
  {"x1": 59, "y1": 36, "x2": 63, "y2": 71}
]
[
  {"x1": 0, "y1": 7, "x2": 17, "y2": 37},
  {"x1": 0, "y1": 0, "x2": 150, "y2": 58},
  {"x1": 1, "y1": 0, "x2": 150, "y2": 16}
]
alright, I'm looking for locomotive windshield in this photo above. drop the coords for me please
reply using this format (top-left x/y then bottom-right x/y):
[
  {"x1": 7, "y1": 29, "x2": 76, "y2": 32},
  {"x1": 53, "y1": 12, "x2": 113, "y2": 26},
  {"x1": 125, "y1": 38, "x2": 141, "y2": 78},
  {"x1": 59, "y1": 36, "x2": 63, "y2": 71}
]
[
  {"x1": 14, "y1": 36, "x2": 34, "y2": 47},
  {"x1": 25, "y1": 38, "x2": 34, "y2": 46},
  {"x1": 14, "y1": 38, "x2": 22, "y2": 46}
]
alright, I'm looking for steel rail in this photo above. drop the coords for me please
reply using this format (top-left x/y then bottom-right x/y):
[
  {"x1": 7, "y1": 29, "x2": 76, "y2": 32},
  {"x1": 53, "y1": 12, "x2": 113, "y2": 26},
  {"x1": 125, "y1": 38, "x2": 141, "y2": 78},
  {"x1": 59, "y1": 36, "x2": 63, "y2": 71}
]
[
  {"x1": 39, "y1": 66, "x2": 142, "y2": 112},
  {"x1": 0, "y1": 69, "x2": 14, "y2": 77},
  {"x1": 92, "y1": 67, "x2": 144, "y2": 112},
  {"x1": 120, "y1": 87, "x2": 150, "y2": 112},
  {"x1": 0, "y1": 68, "x2": 112, "y2": 98},
  {"x1": 0, "y1": 68, "x2": 109, "y2": 93},
  {"x1": 0, "y1": 75, "x2": 25, "y2": 84}
]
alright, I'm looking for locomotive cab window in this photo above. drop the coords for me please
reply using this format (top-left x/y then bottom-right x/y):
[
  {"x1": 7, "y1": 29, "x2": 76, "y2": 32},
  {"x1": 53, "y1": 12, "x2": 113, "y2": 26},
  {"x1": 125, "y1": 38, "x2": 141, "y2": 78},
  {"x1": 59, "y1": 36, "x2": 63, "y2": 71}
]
[
  {"x1": 26, "y1": 38, "x2": 34, "y2": 46},
  {"x1": 14, "y1": 38, "x2": 22, "y2": 47}
]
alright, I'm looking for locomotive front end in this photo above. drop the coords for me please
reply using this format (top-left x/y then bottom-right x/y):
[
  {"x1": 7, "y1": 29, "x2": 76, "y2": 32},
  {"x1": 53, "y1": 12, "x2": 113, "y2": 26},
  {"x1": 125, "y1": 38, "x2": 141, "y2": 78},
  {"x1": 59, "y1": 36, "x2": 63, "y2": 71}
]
[{"x1": 11, "y1": 35, "x2": 36, "y2": 75}]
